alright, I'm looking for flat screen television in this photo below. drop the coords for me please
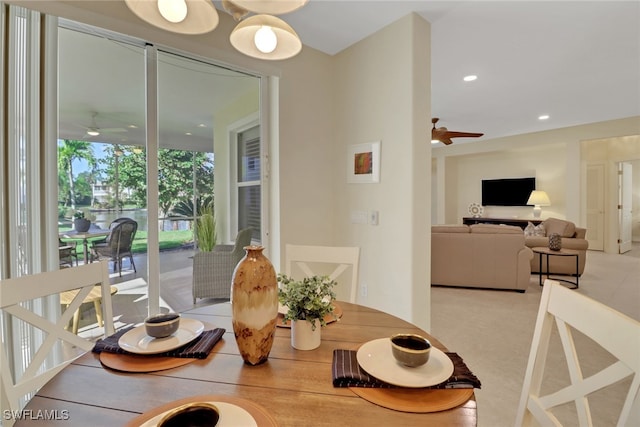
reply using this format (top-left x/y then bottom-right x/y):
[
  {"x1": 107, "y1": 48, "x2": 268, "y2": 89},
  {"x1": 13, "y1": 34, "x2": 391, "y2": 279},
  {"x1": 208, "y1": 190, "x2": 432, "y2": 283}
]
[{"x1": 481, "y1": 177, "x2": 535, "y2": 206}]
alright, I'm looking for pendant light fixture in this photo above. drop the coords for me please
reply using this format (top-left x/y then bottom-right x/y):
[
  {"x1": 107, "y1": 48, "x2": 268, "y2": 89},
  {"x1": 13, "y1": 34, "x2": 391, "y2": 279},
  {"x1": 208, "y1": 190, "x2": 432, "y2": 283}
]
[
  {"x1": 222, "y1": 0, "x2": 250, "y2": 21},
  {"x1": 231, "y1": 0, "x2": 308, "y2": 15},
  {"x1": 125, "y1": 0, "x2": 219, "y2": 35},
  {"x1": 230, "y1": 14, "x2": 302, "y2": 60}
]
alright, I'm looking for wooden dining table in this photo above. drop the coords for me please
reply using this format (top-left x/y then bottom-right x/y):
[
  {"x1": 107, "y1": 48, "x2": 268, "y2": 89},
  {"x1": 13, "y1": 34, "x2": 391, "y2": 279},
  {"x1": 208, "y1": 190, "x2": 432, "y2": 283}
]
[{"x1": 18, "y1": 302, "x2": 477, "y2": 426}]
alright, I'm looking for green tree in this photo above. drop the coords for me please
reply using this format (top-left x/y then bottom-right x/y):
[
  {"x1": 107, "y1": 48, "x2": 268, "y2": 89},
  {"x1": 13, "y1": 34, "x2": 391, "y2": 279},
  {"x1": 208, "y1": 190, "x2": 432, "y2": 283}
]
[
  {"x1": 101, "y1": 147, "x2": 214, "y2": 221},
  {"x1": 57, "y1": 139, "x2": 96, "y2": 210},
  {"x1": 74, "y1": 171, "x2": 94, "y2": 206}
]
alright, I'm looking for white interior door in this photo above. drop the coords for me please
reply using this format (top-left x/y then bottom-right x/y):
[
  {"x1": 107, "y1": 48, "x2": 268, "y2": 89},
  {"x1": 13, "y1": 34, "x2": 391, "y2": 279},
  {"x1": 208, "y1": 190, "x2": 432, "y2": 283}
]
[
  {"x1": 619, "y1": 162, "x2": 633, "y2": 253},
  {"x1": 586, "y1": 164, "x2": 605, "y2": 251}
]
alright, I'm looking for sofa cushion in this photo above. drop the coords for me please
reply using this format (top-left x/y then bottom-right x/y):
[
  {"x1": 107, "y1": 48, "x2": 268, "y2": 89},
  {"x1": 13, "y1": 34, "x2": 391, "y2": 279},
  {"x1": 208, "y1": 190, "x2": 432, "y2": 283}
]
[
  {"x1": 432, "y1": 225, "x2": 470, "y2": 233},
  {"x1": 544, "y1": 217, "x2": 576, "y2": 238},
  {"x1": 470, "y1": 224, "x2": 522, "y2": 234}
]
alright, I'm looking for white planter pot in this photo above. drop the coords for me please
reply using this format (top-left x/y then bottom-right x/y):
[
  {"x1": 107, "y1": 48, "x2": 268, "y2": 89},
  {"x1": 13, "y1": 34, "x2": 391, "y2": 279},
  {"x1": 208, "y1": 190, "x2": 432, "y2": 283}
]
[{"x1": 291, "y1": 319, "x2": 321, "y2": 350}]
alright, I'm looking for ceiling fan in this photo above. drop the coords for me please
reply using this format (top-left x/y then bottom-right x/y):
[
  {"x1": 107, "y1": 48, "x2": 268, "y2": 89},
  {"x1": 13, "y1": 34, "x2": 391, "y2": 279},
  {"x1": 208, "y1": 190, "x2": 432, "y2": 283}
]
[
  {"x1": 431, "y1": 118, "x2": 483, "y2": 145},
  {"x1": 78, "y1": 112, "x2": 127, "y2": 137}
]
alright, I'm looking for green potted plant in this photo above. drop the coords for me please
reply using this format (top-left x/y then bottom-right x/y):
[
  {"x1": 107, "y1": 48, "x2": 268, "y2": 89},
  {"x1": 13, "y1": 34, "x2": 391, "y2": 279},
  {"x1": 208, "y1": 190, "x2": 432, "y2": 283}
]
[
  {"x1": 72, "y1": 210, "x2": 92, "y2": 232},
  {"x1": 278, "y1": 274, "x2": 337, "y2": 350},
  {"x1": 192, "y1": 202, "x2": 222, "y2": 303},
  {"x1": 195, "y1": 203, "x2": 217, "y2": 252}
]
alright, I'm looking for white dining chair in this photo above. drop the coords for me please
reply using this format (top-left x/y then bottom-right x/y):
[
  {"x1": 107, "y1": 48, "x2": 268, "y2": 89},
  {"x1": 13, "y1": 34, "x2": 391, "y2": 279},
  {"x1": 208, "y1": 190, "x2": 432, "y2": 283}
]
[
  {"x1": 285, "y1": 244, "x2": 360, "y2": 303},
  {"x1": 515, "y1": 279, "x2": 640, "y2": 426},
  {"x1": 0, "y1": 262, "x2": 114, "y2": 425}
]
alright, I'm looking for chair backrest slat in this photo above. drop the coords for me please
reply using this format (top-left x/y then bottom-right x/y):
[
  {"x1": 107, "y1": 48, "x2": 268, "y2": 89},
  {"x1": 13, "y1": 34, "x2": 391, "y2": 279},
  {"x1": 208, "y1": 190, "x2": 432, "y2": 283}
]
[
  {"x1": 516, "y1": 280, "x2": 640, "y2": 426},
  {"x1": 0, "y1": 262, "x2": 114, "y2": 424},
  {"x1": 285, "y1": 244, "x2": 360, "y2": 303}
]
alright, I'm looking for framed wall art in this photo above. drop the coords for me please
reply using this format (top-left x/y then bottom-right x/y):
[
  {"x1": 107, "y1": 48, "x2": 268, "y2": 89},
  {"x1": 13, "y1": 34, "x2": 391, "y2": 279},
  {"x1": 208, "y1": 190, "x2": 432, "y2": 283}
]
[{"x1": 347, "y1": 141, "x2": 380, "y2": 184}]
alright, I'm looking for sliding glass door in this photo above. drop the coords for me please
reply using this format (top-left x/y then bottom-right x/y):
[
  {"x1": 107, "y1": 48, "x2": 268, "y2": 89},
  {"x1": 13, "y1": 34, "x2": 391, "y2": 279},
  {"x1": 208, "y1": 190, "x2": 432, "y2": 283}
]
[{"x1": 57, "y1": 21, "x2": 261, "y2": 321}]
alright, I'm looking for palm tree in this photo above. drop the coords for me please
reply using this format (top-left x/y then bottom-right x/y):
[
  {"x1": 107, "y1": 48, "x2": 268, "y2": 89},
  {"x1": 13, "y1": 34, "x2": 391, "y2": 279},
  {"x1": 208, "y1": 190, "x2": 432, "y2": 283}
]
[{"x1": 58, "y1": 139, "x2": 95, "y2": 210}]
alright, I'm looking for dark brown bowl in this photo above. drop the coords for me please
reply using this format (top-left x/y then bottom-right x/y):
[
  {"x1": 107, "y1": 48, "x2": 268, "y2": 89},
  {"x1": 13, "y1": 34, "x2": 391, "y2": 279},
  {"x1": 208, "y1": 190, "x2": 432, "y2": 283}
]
[
  {"x1": 390, "y1": 333, "x2": 431, "y2": 367},
  {"x1": 158, "y1": 402, "x2": 219, "y2": 427},
  {"x1": 144, "y1": 313, "x2": 180, "y2": 338}
]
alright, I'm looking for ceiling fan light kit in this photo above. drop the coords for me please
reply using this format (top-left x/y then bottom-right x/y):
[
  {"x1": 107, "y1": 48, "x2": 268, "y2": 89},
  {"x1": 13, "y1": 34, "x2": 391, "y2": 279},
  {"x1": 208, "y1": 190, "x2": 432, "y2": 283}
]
[
  {"x1": 125, "y1": 0, "x2": 219, "y2": 35},
  {"x1": 230, "y1": 14, "x2": 302, "y2": 60}
]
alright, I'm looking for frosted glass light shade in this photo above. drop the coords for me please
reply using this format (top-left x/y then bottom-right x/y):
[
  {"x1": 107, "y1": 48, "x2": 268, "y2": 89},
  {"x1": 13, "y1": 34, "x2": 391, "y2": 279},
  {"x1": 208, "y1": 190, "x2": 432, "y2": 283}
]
[
  {"x1": 230, "y1": 14, "x2": 302, "y2": 60},
  {"x1": 125, "y1": 0, "x2": 219, "y2": 34},
  {"x1": 231, "y1": 0, "x2": 308, "y2": 15}
]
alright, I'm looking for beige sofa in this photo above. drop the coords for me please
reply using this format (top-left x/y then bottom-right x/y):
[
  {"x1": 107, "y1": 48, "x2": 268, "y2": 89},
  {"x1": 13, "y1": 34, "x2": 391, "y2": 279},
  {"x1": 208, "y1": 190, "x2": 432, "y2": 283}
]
[
  {"x1": 431, "y1": 224, "x2": 533, "y2": 292},
  {"x1": 524, "y1": 217, "x2": 588, "y2": 276}
]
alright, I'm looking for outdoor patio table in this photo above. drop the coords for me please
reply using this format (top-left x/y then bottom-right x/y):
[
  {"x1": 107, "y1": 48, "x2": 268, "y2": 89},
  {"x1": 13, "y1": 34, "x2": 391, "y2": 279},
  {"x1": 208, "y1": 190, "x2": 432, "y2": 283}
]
[
  {"x1": 17, "y1": 302, "x2": 477, "y2": 426},
  {"x1": 59, "y1": 229, "x2": 110, "y2": 264}
]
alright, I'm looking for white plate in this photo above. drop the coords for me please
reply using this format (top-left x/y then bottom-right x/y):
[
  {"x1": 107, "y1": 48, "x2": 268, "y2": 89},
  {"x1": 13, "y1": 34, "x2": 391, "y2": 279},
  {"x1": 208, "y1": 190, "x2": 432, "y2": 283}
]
[
  {"x1": 356, "y1": 338, "x2": 454, "y2": 388},
  {"x1": 137, "y1": 401, "x2": 257, "y2": 427},
  {"x1": 118, "y1": 318, "x2": 204, "y2": 355}
]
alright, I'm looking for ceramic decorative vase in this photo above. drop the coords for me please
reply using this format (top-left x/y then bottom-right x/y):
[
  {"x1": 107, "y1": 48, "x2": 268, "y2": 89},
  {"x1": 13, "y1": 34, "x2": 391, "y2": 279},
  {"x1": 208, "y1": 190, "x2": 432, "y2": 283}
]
[
  {"x1": 549, "y1": 233, "x2": 562, "y2": 251},
  {"x1": 291, "y1": 319, "x2": 321, "y2": 350},
  {"x1": 231, "y1": 245, "x2": 278, "y2": 365},
  {"x1": 74, "y1": 218, "x2": 91, "y2": 232}
]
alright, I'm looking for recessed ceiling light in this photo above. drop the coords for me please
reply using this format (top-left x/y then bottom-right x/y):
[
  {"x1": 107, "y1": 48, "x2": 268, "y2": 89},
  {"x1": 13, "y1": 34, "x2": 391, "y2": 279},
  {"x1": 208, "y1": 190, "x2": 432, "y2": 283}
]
[
  {"x1": 185, "y1": 132, "x2": 192, "y2": 136},
  {"x1": 198, "y1": 123, "x2": 206, "y2": 128},
  {"x1": 463, "y1": 75, "x2": 477, "y2": 82},
  {"x1": 128, "y1": 124, "x2": 138, "y2": 129},
  {"x1": 538, "y1": 115, "x2": 550, "y2": 120}
]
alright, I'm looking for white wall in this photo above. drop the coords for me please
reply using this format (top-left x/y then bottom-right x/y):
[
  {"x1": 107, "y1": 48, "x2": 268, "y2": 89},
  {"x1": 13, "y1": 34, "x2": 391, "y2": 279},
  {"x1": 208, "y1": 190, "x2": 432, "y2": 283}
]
[
  {"x1": 433, "y1": 117, "x2": 640, "y2": 253},
  {"x1": 583, "y1": 135, "x2": 640, "y2": 251},
  {"x1": 333, "y1": 14, "x2": 431, "y2": 330},
  {"x1": 633, "y1": 159, "x2": 640, "y2": 242},
  {"x1": 441, "y1": 144, "x2": 566, "y2": 222}
]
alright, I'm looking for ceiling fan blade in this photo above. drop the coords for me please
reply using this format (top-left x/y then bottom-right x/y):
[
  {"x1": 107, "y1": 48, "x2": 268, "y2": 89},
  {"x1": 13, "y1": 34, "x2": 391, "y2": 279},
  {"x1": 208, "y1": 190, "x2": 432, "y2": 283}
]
[
  {"x1": 430, "y1": 117, "x2": 483, "y2": 144},
  {"x1": 443, "y1": 131, "x2": 484, "y2": 138},
  {"x1": 100, "y1": 127, "x2": 127, "y2": 133}
]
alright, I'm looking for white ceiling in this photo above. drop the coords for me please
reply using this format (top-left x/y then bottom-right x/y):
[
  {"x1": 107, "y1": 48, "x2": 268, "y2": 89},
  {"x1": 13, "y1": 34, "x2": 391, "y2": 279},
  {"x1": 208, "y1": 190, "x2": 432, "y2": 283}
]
[
  {"x1": 58, "y1": 1, "x2": 640, "y2": 149},
  {"x1": 285, "y1": 0, "x2": 640, "y2": 143}
]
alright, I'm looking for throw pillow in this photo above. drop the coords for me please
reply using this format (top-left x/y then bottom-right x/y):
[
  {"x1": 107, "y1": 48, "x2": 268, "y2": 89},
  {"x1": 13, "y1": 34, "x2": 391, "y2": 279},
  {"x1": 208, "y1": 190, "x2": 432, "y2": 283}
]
[
  {"x1": 524, "y1": 222, "x2": 535, "y2": 237},
  {"x1": 534, "y1": 223, "x2": 546, "y2": 237}
]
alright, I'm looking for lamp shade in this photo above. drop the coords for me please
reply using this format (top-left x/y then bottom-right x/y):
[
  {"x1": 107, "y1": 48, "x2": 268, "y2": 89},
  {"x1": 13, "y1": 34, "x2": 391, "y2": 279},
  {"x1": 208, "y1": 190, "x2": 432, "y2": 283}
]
[
  {"x1": 231, "y1": 0, "x2": 308, "y2": 15},
  {"x1": 125, "y1": 0, "x2": 219, "y2": 35},
  {"x1": 527, "y1": 190, "x2": 551, "y2": 206},
  {"x1": 230, "y1": 14, "x2": 302, "y2": 60}
]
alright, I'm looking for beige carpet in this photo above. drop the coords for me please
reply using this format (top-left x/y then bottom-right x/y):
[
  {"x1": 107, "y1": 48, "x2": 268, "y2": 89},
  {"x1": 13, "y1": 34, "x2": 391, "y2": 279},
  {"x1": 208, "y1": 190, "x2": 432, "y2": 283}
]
[{"x1": 431, "y1": 246, "x2": 639, "y2": 426}]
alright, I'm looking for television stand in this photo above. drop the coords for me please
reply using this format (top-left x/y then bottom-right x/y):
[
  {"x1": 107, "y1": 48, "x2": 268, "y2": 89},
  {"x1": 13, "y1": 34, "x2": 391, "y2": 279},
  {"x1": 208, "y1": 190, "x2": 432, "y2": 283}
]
[{"x1": 463, "y1": 217, "x2": 543, "y2": 230}]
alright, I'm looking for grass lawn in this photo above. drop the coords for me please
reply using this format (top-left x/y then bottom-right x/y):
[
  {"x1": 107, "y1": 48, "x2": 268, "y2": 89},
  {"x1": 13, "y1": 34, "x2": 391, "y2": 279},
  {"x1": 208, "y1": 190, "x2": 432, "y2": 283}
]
[{"x1": 60, "y1": 229, "x2": 194, "y2": 260}]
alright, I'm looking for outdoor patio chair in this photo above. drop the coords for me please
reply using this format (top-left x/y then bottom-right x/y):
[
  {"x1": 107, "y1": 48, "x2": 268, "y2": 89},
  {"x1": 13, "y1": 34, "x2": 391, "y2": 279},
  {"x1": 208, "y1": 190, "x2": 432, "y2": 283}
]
[
  {"x1": 192, "y1": 228, "x2": 253, "y2": 304},
  {"x1": 58, "y1": 237, "x2": 78, "y2": 267},
  {"x1": 90, "y1": 218, "x2": 138, "y2": 276}
]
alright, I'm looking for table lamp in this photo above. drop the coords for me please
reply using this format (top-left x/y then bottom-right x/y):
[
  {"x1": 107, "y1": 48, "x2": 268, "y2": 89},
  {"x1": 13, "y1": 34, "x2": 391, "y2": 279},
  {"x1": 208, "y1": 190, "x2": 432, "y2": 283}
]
[{"x1": 527, "y1": 190, "x2": 551, "y2": 218}]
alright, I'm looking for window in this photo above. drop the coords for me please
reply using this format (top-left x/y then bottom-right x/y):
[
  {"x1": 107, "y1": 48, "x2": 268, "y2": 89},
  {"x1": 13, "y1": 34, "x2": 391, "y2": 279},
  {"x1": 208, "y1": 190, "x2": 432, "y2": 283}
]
[{"x1": 235, "y1": 125, "x2": 261, "y2": 242}]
